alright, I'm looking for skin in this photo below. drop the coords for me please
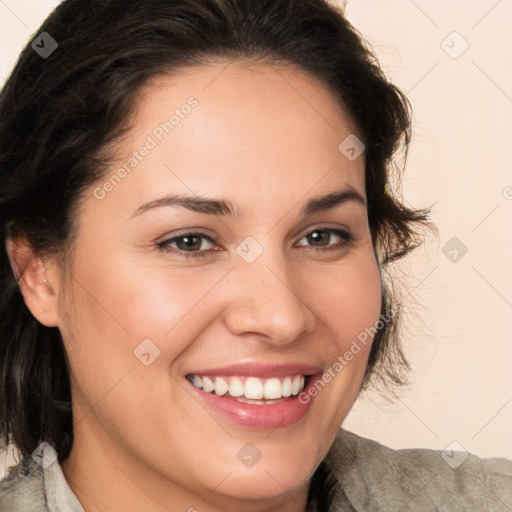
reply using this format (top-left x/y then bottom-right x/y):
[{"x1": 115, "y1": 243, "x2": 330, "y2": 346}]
[{"x1": 8, "y1": 60, "x2": 382, "y2": 512}]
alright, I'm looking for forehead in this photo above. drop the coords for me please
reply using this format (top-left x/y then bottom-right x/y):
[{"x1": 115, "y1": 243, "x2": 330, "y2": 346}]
[
  {"x1": 128, "y1": 59, "x2": 360, "y2": 154},
  {"x1": 89, "y1": 60, "x2": 365, "y2": 222}
]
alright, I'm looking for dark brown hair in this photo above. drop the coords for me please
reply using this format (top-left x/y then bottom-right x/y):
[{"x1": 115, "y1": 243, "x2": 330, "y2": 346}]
[{"x1": 0, "y1": 0, "x2": 435, "y2": 462}]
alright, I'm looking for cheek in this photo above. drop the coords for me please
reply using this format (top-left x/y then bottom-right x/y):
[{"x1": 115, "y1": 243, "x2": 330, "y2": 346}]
[
  {"x1": 300, "y1": 254, "x2": 382, "y2": 424},
  {"x1": 301, "y1": 249, "x2": 382, "y2": 414},
  {"x1": 310, "y1": 252, "x2": 382, "y2": 350},
  {"x1": 61, "y1": 250, "x2": 230, "y2": 369}
]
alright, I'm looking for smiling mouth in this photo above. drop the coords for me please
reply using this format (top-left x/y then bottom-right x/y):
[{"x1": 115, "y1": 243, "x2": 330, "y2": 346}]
[{"x1": 186, "y1": 374, "x2": 309, "y2": 404}]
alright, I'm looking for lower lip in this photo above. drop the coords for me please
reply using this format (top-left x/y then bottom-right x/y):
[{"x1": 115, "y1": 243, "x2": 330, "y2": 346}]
[{"x1": 188, "y1": 374, "x2": 321, "y2": 429}]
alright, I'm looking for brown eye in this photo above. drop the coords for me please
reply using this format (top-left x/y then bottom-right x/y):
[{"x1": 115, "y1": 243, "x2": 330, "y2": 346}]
[
  {"x1": 157, "y1": 232, "x2": 217, "y2": 258},
  {"x1": 305, "y1": 230, "x2": 331, "y2": 247},
  {"x1": 173, "y1": 234, "x2": 205, "y2": 252},
  {"x1": 296, "y1": 228, "x2": 353, "y2": 251}
]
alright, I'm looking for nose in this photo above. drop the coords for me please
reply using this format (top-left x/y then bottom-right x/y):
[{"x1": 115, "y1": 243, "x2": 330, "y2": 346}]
[{"x1": 222, "y1": 248, "x2": 317, "y2": 347}]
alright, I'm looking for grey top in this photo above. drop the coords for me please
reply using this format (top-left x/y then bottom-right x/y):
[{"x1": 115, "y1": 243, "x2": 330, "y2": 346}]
[{"x1": 1, "y1": 429, "x2": 511, "y2": 511}]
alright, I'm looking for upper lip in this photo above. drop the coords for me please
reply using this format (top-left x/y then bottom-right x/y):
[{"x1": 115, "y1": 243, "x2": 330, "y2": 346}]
[{"x1": 185, "y1": 362, "x2": 323, "y2": 378}]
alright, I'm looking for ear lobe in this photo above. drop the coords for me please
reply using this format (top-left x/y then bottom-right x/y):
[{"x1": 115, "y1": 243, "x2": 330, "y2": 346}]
[{"x1": 5, "y1": 236, "x2": 60, "y2": 327}]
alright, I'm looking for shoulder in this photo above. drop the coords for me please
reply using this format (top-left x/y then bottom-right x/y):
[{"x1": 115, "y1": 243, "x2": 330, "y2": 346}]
[
  {"x1": 0, "y1": 456, "x2": 48, "y2": 512},
  {"x1": 323, "y1": 429, "x2": 512, "y2": 511}
]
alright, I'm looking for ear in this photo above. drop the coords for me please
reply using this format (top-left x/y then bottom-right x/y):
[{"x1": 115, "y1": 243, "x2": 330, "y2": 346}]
[{"x1": 5, "y1": 235, "x2": 61, "y2": 327}]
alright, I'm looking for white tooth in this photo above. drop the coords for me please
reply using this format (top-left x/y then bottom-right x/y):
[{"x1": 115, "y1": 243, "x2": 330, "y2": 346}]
[
  {"x1": 202, "y1": 376, "x2": 215, "y2": 393},
  {"x1": 264, "y1": 378, "x2": 283, "y2": 399},
  {"x1": 291, "y1": 375, "x2": 301, "y2": 395},
  {"x1": 282, "y1": 377, "x2": 292, "y2": 397},
  {"x1": 229, "y1": 377, "x2": 244, "y2": 397},
  {"x1": 299, "y1": 376, "x2": 305, "y2": 392},
  {"x1": 192, "y1": 375, "x2": 203, "y2": 389},
  {"x1": 244, "y1": 377, "x2": 264, "y2": 399},
  {"x1": 214, "y1": 377, "x2": 229, "y2": 396}
]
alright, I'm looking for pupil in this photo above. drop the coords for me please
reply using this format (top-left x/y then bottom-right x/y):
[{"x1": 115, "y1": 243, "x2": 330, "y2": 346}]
[
  {"x1": 179, "y1": 236, "x2": 201, "y2": 251},
  {"x1": 309, "y1": 231, "x2": 329, "y2": 246}
]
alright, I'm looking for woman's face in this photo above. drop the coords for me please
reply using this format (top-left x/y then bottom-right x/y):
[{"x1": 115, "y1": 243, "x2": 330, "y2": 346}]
[{"x1": 56, "y1": 61, "x2": 382, "y2": 510}]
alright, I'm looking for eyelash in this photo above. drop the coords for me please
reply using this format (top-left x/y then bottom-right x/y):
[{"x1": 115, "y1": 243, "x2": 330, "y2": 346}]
[{"x1": 156, "y1": 227, "x2": 354, "y2": 259}]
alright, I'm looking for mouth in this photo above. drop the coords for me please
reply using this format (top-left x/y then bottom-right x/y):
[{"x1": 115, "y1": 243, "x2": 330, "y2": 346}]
[
  {"x1": 186, "y1": 374, "x2": 309, "y2": 404},
  {"x1": 184, "y1": 365, "x2": 322, "y2": 429}
]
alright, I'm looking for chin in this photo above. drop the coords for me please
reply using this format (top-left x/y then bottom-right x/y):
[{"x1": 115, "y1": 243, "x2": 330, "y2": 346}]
[{"x1": 217, "y1": 469, "x2": 309, "y2": 501}]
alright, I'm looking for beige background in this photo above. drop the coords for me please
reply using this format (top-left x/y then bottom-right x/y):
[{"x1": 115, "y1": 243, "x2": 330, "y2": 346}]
[{"x1": 1, "y1": 0, "x2": 511, "y2": 478}]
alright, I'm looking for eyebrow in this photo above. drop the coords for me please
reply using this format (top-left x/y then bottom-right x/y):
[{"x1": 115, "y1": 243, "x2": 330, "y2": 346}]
[{"x1": 129, "y1": 186, "x2": 367, "y2": 220}]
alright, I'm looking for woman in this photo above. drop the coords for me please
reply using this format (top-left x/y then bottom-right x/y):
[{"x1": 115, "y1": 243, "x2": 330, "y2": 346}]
[{"x1": 0, "y1": 0, "x2": 510, "y2": 510}]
